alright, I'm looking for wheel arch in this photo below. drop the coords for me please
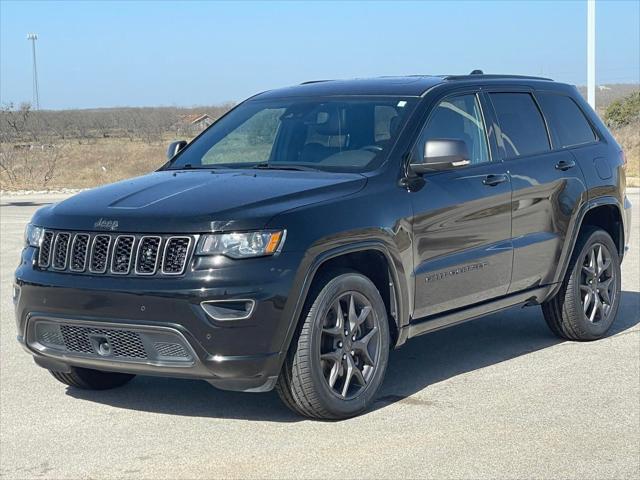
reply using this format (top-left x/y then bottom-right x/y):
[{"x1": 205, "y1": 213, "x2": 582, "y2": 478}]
[
  {"x1": 547, "y1": 196, "x2": 624, "y2": 300},
  {"x1": 278, "y1": 241, "x2": 410, "y2": 363}
]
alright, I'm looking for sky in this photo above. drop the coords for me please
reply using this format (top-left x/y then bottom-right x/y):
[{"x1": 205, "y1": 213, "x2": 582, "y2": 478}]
[{"x1": 1, "y1": 0, "x2": 639, "y2": 110}]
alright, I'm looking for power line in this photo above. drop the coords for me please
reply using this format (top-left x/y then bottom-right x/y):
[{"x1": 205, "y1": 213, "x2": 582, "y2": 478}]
[{"x1": 27, "y1": 33, "x2": 40, "y2": 110}]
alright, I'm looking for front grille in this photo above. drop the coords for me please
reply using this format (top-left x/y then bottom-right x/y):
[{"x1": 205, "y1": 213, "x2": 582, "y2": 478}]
[
  {"x1": 36, "y1": 230, "x2": 194, "y2": 277},
  {"x1": 60, "y1": 324, "x2": 147, "y2": 359}
]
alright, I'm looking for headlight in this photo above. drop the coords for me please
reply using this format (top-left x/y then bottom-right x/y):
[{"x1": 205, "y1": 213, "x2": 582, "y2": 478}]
[
  {"x1": 24, "y1": 224, "x2": 44, "y2": 247},
  {"x1": 196, "y1": 230, "x2": 286, "y2": 258}
]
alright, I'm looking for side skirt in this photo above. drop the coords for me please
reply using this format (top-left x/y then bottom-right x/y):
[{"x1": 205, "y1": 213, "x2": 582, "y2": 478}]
[{"x1": 405, "y1": 285, "x2": 554, "y2": 339}]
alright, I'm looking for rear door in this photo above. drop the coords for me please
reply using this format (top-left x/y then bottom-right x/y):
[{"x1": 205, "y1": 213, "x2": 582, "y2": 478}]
[
  {"x1": 410, "y1": 91, "x2": 513, "y2": 319},
  {"x1": 486, "y1": 90, "x2": 588, "y2": 293}
]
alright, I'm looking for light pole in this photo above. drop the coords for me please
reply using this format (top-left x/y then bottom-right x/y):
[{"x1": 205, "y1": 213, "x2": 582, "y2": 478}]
[
  {"x1": 587, "y1": 0, "x2": 596, "y2": 109},
  {"x1": 27, "y1": 33, "x2": 40, "y2": 110}
]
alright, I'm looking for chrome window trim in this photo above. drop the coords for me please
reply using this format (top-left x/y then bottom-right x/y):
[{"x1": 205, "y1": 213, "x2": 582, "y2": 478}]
[
  {"x1": 135, "y1": 236, "x2": 162, "y2": 276},
  {"x1": 89, "y1": 234, "x2": 112, "y2": 274},
  {"x1": 51, "y1": 232, "x2": 70, "y2": 270},
  {"x1": 69, "y1": 233, "x2": 90, "y2": 272},
  {"x1": 161, "y1": 236, "x2": 192, "y2": 275},
  {"x1": 110, "y1": 235, "x2": 135, "y2": 275}
]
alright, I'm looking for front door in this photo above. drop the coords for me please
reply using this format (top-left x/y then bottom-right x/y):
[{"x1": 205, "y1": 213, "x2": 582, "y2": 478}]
[{"x1": 410, "y1": 93, "x2": 513, "y2": 319}]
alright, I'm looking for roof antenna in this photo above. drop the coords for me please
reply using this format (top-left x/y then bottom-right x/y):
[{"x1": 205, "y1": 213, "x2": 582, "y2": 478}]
[{"x1": 470, "y1": 69, "x2": 484, "y2": 75}]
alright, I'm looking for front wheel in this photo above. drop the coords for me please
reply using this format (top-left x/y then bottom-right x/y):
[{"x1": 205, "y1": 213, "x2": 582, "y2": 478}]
[
  {"x1": 543, "y1": 227, "x2": 621, "y2": 341},
  {"x1": 276, "y1": 271, "x2": 390, "y2": 420}
]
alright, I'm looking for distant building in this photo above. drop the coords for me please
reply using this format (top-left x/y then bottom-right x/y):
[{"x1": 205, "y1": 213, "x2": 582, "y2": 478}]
[{"x1": 181, "y1": 113, "x2": 214, "y2": 134}]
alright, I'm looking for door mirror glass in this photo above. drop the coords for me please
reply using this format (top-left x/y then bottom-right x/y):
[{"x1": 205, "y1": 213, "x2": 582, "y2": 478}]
[
  {"x1": 410, "y1": 139, "x2": 470, "y2": 173},
  {"x1": 167, "y1": 140, "x2": 187, "y2": 160}
]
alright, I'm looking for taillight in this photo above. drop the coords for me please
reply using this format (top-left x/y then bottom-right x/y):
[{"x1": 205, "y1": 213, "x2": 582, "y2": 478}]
[{"x1": 620, "y1": 150, "x2": 627, "y2": 171}]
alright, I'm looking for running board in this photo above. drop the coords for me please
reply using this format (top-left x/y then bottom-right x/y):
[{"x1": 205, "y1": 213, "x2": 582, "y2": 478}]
[{"x1": 406, "y1": 286, "x2": 551, "y2": 339}]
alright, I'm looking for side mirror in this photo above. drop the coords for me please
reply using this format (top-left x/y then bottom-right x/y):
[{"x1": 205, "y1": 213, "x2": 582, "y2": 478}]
[
  {"x1": 167, "y1": 140, "x2": 187, "y2": 160},
  {"x1": 410, "y1": 139, "x2": 470, "y2": 174}
]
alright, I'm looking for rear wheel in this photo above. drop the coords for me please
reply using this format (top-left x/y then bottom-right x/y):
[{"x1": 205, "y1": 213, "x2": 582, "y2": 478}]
[
  {"x1": 49, "y1": 367, "x2": 135, "y2": 390},
  {"x1": 276, "y1": 271, "x2": 390, "y2": 420},
  {"x1": 543, "y1": 227, "x2": 621, "y2": 340}
]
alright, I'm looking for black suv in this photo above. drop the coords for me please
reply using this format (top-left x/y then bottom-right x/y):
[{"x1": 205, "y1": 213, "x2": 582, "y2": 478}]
[{"x1": 15, "y1": 73, "x2": 632, "y2": 419}]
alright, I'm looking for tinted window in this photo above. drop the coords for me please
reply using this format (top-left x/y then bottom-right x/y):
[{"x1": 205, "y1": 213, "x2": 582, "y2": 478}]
[
  {"x1": 537, "y1": 93, "x2": 596, "y2": 148},
  {"x1": 420, "y1": 94, "x2": 489, "y2": 165},
  {"x1": 490, "y1": 93, "x2": 550, "y2": 158}
]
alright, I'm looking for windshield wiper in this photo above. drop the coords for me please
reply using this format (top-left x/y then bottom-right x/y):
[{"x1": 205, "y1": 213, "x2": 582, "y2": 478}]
[{"x1": 251, "y1": 162, "x2": 320, "y2": 172}]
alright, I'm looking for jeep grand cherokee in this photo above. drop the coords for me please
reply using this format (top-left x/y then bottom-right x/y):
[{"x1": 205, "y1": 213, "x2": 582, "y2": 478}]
[{"x1": 15, "y1": 73, "x2": 632, "y2": 419}]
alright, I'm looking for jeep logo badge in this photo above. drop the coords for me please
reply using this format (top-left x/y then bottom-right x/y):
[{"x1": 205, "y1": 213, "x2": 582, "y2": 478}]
[{"x1": 93, "y1": 218, "x2": 119, "y2": 231}]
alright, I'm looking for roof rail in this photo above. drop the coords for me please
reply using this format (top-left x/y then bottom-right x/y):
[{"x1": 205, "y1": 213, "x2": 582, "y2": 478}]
[
  {"x1": 299, "y1": 79, "x2": 332, "y2": 85},
  {"x1": 444, "y1": 73, "x2": 553, "y2": 81}
]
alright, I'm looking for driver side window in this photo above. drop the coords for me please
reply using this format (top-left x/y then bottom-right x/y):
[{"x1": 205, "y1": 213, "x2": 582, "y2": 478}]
[{"x1": 419, "y1": 94, "x2": 490, "y2": 166}]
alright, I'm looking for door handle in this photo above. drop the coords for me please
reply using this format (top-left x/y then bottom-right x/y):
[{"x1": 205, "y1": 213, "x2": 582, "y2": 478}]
[
  {"x1": 482, "y1": 174, "x2": 508, "y2": 186},
  {"x1": 555, "y1": 159, "x2": 576, "y2": 171}
]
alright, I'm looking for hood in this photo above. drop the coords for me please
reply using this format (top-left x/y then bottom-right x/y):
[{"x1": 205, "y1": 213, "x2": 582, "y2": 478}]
[{"x1": 33, "y1": 169, "x2": 367, "y2": 233}]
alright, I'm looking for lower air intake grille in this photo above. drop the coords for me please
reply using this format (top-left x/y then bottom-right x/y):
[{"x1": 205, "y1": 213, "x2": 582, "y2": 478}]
[
  {"x1": 59, "y1": 325, "x2": 147, "y2": 359},
  {"x1": 154, "y1": 342, "x2": 189, "y2": 359}
]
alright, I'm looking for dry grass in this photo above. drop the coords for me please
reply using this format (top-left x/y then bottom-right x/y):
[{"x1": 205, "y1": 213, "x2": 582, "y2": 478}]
[
  {"x1": 611, "y1": 123, "x2": 640, "y2": 184},
  {"x1": 1, "y1": 125, "x2": 638, "y2": 191}
]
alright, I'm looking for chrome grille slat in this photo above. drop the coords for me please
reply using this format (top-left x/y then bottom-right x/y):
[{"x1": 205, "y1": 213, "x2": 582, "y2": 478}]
[
  {"x1": 135, "y1": 236, "x2": 162, "y2": 275},
  {"x1": 110, "y1": 235, "x2": 135, "y2": 274},
  {"x1": 52, "y1": 233, "x2": 71, "y2": 270},
  {"x1": 162, "y1": 236, "x2": 192, "y2": 275},
  {"x1": 69, "y1": 233, "x2": 90, "y2": 272},
  {"x1": 38, "y1": 231, "x2": 54, "y2": 268},
  {"x1": 35, "y1": 231, "x2": 193, "y2": 277},
  {"x1": 89, "y1": 235, "x2": 112, "y2": 273}
]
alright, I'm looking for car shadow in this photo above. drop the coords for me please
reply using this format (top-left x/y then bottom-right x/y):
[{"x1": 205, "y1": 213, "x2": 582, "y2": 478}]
[{"x1": 66, "y1": 290, "x2": 639, "y2": 422}]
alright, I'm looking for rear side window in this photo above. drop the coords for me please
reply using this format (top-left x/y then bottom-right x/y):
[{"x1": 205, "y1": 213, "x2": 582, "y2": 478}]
[
  {"x1": 536, "y1": 93, "x2": 596, "y2": 148},
  {"x1": 490, "y1": 93, "x2": 550, "y2": 158}
]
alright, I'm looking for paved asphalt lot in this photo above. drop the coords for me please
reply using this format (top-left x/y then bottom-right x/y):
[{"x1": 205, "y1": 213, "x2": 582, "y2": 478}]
[{"x1": 0, "y1": 190, "x2": 638, "y2": 480}]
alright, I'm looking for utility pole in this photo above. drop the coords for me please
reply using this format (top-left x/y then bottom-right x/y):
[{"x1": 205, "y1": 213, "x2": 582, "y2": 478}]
[
  {"x1": 27, "y1": 33, "x2": 40, "y2": 110},
  {"x1": 587, "y1": 0, "x2": 595, "y2": 109}
]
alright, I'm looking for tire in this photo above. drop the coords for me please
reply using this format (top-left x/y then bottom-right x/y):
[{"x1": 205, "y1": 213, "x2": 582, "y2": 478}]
[
  {"x1": 49, "y1": 367, "x2": 135, "y2": 390},
  {"x1": 543, "y1": 227, "x2": 621, "y2": 341},
  {"x1": 276, "y1": 271, "x2": 390, "y2": 420}
]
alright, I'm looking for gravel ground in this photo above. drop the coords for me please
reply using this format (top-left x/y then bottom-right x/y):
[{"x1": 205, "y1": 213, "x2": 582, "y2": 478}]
[{"x1": 0, "y1": 190, "x2": 638, "y2": 480}]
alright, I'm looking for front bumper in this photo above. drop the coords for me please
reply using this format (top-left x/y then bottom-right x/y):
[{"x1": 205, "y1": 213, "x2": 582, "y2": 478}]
[{"x1": 14, "y1": 247, "x2": 303, "y2": 392}]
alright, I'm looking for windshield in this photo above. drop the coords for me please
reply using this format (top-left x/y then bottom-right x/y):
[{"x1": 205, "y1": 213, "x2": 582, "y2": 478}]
[{"x1": 166, "y1": 97, "x2": 417, "y2": 172}]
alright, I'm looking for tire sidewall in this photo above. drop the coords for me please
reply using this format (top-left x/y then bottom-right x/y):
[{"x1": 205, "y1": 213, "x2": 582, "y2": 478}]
[{"x1": 307, "y1": 273, "x2": 390, "y2": 418}]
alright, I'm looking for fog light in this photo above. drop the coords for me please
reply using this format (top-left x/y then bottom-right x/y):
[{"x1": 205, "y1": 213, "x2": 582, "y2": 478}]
[{"x1": 201, "y1": 299, "x2": 255, "y2": 321}]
